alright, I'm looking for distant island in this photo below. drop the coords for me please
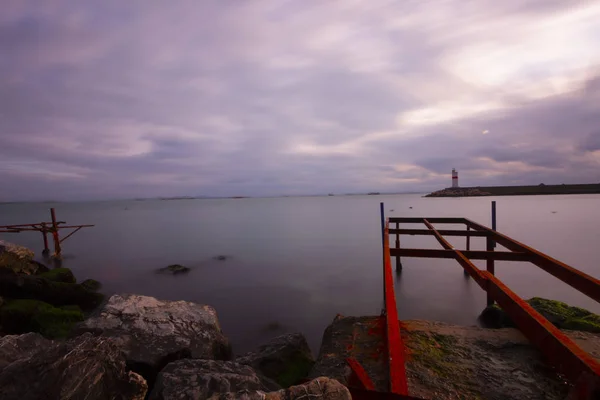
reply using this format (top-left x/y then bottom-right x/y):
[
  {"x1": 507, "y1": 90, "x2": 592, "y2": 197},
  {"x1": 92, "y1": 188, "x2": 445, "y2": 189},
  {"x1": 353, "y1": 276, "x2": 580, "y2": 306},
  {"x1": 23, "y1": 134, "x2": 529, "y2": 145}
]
[{"x1": 425, "y1": 183, "x2": 600, "y2": 197}]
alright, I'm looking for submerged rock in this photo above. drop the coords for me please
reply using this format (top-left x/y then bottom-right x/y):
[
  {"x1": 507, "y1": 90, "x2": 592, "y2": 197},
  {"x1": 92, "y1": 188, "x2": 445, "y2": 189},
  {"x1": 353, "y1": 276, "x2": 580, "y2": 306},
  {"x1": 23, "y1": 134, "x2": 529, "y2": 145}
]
[
  {"x1": 149, "y1": 359, "x2": 269, "y2": 400},
  {"x1": 0, "y1": 332, "x2": 147, "y2": 400},
  {"x1": 0, "y1": 268, "x2": 103, "y2": 310},
  {"x1": 0, "y1": 299, "x2": 83, "y2": 338},
  {"x1": 74, "y1": 294, "x2": 232, "y2": 382},
  {"x1": 38, "y1": 267, "x2": 76, "y2": 283},
  {"x1": 237, "y1": 333, "x2": 314, "y2": 387},
  {"x1": 156, "y1": 264, "x2": 190, "y2": 275},
  {"x1": 480, "y1": 297, "x2": 600, "y2": 333}
]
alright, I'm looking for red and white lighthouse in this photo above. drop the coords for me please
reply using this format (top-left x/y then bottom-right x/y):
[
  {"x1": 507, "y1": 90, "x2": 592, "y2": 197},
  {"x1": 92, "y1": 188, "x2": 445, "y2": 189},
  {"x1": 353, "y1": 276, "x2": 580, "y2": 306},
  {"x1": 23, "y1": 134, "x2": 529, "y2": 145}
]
[{"x1": 452, "y1": 168, "x2": 459, "y2": 188}]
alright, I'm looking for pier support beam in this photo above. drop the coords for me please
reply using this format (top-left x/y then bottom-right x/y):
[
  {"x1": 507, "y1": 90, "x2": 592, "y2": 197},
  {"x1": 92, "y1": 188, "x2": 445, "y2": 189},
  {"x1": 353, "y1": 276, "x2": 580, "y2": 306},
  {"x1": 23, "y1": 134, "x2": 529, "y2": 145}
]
[
  {"x1": 50, "y1": 208, "x2": 62, "y2": 258},
  {"x1": 395, "y1": 222, "x2": 402, "y2": 271}
]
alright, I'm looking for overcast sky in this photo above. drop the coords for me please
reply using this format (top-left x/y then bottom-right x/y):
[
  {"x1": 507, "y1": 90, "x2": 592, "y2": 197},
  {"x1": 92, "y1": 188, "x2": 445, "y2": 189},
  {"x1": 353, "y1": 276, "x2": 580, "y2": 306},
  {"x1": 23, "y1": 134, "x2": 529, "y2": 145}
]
[{"x1": 1, "y1": 1, "x2": 599, "y2": 201}]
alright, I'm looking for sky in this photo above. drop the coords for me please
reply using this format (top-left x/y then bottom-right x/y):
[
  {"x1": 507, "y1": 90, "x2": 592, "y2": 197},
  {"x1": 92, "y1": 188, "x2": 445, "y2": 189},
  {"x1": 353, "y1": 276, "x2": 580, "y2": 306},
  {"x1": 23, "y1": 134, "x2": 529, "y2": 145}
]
[{"x1": 1, "y1": 0, "x2": 600, "y2": 201}]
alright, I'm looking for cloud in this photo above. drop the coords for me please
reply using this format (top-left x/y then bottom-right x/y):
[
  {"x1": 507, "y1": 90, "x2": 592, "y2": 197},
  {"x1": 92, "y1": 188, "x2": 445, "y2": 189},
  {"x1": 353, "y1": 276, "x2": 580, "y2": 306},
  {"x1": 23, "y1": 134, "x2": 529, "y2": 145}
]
[{"x1": 1, "y1": 0, "x2": 599, "y2": 200}]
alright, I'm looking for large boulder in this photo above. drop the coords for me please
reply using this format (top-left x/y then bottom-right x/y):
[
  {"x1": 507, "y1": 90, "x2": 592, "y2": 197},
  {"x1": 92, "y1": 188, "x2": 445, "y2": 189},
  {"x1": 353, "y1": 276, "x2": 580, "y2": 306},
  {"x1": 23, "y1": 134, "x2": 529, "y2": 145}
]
[
  {"x1": 0, "y1": 241, "x2": 45, "y2": 275},
  {"x1": 149, "y1": 359, "x2": 269, "y2": 400},
  {"x1": 74, "y1": 294, "x2": 232, "y2": 378},
  {"x1": 0, "y1": 332, "x2": 147, "y2": 400},
  {"x1": 236, "y1": 333, "x2": 314, "y2": 387},
  {"x1": 0, "y1": 268, "x2": 103, "y2": 310},
  {"x1": 206, "y1": 377, "x2": 351, "y2": 400}
]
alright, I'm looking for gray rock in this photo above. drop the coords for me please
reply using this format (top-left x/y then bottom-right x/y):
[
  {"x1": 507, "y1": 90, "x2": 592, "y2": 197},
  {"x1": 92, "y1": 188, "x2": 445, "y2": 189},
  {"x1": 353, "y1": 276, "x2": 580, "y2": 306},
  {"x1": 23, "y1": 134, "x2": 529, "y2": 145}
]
[
  {"x1": 74, "y1": 294, "x2": 232, "y2": 374},
  {"x1": 0, "y1": 332, "x2": 147, "y2": 400},
  {"x1": 148, "y1": 359, "x2": 267, "y2": 400},
  {"x1": 237, "y1": 333, "x2": 314, "y2": 387},
  {"x1": 207, "y1": 377, "x2": 351, "y2": 400}
]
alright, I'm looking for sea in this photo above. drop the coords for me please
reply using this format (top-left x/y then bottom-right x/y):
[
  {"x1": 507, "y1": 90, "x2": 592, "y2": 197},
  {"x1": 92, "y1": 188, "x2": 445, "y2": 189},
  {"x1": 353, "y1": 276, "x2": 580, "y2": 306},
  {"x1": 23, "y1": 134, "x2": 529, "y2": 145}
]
[{"x1": 1, "y1": 194, "x2": 599, "y2": 355}]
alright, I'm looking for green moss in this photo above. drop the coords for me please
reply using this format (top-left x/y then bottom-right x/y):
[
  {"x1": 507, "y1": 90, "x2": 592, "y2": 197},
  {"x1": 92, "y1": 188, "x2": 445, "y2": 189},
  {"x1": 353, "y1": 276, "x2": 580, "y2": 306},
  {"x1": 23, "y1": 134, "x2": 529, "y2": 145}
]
[
  {"x1": 38, "y1": 268, "x2": 76, "y2": 283},
  {"x1": 275, "y1": 352, "x2": 315, "y2": 388},
  {"x1": 409, "y1": 332, "x2": 458, "y2": 377},
  {"x1": 80, "y1": 279, "x2": 101, "y2": 292},
  {"x1": 483, "y1": 298, "x2": 600, "y2": 333},
  {"x1": 0, "y1": 299, "x2": 83, "y2": 339},
  {"x1": 527, "y1": 297, "x2": 600, "y2": 333}
]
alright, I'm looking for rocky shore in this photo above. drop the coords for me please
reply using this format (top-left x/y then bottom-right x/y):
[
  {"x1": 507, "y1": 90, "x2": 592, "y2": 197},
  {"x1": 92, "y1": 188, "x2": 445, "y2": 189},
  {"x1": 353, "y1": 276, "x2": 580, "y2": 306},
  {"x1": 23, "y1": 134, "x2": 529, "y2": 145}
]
[{"x1": 2, "y1": 240, "x2": 600, "y2": 399}]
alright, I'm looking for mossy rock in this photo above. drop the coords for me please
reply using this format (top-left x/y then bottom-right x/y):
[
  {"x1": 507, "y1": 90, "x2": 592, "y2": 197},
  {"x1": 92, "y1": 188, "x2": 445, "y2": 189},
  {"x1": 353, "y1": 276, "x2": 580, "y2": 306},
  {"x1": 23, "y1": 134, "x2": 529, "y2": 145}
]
[
  {"x1": 0, "y1": 299, "x2": 84, "y2": 339},
  {"x1": 38, "y1": 268, "x2": 76, "y2": 283},
  {"x1": 0, "y1": 270, "x2": 104, "y2": 311},
  {"x1": 80, "y1": 279, "x2": 101, "y2": 292},
  {"x1": 480, "y1": 297, "x2": 600, "y2": 333}
]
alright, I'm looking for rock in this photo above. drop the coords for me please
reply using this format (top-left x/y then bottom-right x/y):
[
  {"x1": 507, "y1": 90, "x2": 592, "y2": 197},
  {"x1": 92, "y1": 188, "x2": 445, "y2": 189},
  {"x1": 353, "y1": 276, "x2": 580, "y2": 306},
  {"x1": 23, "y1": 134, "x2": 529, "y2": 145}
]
[
  {"x1": 0, "y1": 268, "x2": 104, "y2": 310},
  {"x1": 0, "y1": 332, "x2": 49, "y2": 370},
  {"x1": 38, "y1": 267, "x2": 76, "y2": 283},
  {"x1": 0, "y1": 332, "x2": 147, "y2": 400},
  {"x1": 237, "y1": 333, "x2": 314, "y2": 387},
  {"x1": 0, "y1": 299, "x2": 84, "y2": 338},
  {"x1": 309, "y1": 315, "x2": 385, "y2": 389},
  {"x1": 312, "y1": 317, "x2": 600, "y2": 399},
  {"x1": 206, "y1": 377, "x2": 351, "y2": 400},
  {"x1": 74, "y1": 294, "x2": 232, "y2": 383},
  {"x1": 480, "y1": 297, "x2": 600, "y2": 333},
  {"x1": 0, "y1": 241, "x2": 45, "y2": 275},
  {"x1": 149, "y1": 359, "x2": 270, "y2": 400},
  {"x1": 81, "y1": 278, "x2": 102, "y2": 291},
  {"x1": 156, "y1": 264, "x2": 190, "y2": 275}
]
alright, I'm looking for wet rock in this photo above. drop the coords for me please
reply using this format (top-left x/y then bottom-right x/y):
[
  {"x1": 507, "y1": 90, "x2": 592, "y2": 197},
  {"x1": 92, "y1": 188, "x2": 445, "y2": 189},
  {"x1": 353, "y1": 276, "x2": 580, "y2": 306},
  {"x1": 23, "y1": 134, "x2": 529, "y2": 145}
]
[
  {"x1": 0, "y1": 299, "x2": 84, "y2": 339},
  {"x1": 206, "y1": 377, "x2": 351, "y2": 400},
  {"x1": 149, "y1": 359, "x2": 269, "y2": 400},
  {"x1": 480, "y1": 297, "x2": 600, "y2": 333},
  {"x1": 237, "y1": 333, "x2": 314, "y2": 387},
  {"x1": 0, "y1": 332, "x2": 147, "y2": 400},
  {"x1": 74, "y1": 294, "x2": 232, "y2": 383},
  {"x1": 38, "y1": 267, "x2": 76, "y2": 283},
  {"x1": 157, "y1": 264, "x2": 190, "y2": 275},
  {"x1": 81, "y1": 278, "x2": 101, "y2": 291},
  {"x1": 0, "y1": 268, "x2": 104, "y2": 311}
]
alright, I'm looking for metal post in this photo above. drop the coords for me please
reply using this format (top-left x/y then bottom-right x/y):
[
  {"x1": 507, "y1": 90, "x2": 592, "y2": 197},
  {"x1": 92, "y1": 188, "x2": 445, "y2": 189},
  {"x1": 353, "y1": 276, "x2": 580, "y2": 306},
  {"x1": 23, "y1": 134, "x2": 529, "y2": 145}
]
[
  {"x1": 486, "y1": 236, "x2": 495, "y2": 306},
  {"x1": 464, "y1": 225, "x2": 471, "y2": 276},
  {"x1": 41, "y1": 222, "x2": 49, "y2": 255},
  {"x1": 491, "y1": 201, "x2": 497, "y2": 249},
  {"x1": 466, "y1": 226, "x2": 471, "y2": 251},
  {"x1": 380, "y1": 202, "x2": 385, "y2": 249},
  {"x1": 380, "y1": 202, "x2": 386, "y2": 313},
  {"x1": 395, "y1": 222, "x2": 402, "y2": 271},
  {"x1": 50, "y1": 208, "x2": 62, "y2": 258}
]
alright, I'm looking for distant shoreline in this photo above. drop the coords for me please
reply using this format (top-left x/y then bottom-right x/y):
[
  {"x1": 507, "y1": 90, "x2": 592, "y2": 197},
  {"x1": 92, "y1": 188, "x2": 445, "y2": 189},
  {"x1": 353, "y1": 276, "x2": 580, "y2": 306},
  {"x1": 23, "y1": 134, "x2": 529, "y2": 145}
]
[{"x1": 425, "y1": 183, "x2": 600, "y2": 197}]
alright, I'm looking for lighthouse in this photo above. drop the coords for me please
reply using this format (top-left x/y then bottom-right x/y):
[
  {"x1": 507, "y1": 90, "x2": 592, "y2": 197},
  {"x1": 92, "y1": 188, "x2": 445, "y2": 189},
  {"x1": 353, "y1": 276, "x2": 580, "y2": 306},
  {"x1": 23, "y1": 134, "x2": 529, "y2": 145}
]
[{"x1": 452, "y1": 168, "x2": 459, "y2": 188}]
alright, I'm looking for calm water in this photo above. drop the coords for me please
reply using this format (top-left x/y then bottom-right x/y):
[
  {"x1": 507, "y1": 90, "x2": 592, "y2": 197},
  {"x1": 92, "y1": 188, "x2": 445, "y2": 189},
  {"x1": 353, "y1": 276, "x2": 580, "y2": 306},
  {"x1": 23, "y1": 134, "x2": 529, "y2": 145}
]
[{"x1": 1, "y1": 194, "x2": 599, "y2": 355}]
